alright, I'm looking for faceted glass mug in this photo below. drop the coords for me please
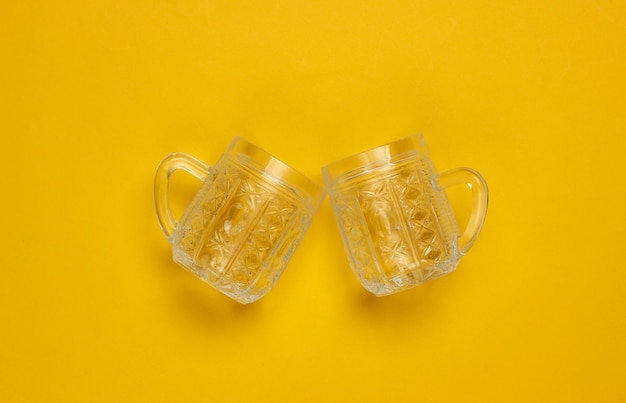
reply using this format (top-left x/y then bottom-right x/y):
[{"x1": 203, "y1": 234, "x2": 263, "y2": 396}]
[
  {"x1": 154, "y1": 137, "x2": 324, "y2": 304},
  {"x1": 322, "y1": 135, "x2": 488, "y2": 296}
]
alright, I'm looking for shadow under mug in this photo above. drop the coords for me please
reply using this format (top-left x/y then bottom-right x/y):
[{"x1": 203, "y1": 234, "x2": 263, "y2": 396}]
[
  {"x1": 322, "y1": 135, "x2": 488, "y2": 296},
  {"x1": 154, "y1": 137, "x2": 324, "y2": 304}
]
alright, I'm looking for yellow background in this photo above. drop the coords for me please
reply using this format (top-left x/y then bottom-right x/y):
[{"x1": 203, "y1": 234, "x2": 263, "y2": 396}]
[{"x1": 1, "y1": 1, "x2": 625, "y2": 401}]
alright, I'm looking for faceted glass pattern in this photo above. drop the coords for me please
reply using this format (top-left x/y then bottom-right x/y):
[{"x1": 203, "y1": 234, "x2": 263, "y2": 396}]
[
  {"x1": 157, "y1": 138, "x2": 322, "y2": 304},
  {"x1": 324, "y1": 137, "x2": 463, "y2": 296}
]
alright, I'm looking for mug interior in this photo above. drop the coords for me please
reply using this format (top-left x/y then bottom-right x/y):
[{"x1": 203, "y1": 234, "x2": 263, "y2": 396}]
[
  {"x1": 227, "y1": 137, "x2": 324, "y2": 205},
  {"x1": 322, "y1": 134, "x2": 430, "y2": 188}
]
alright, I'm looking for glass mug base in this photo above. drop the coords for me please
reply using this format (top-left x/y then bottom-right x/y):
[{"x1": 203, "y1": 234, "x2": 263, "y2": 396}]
[{"x1": 358, "y1": 262, "x2": 459, "y2": 296}]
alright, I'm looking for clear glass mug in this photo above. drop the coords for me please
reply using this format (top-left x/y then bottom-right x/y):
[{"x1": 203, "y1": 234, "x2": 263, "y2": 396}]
[
  {"x1": 322, "y1": 135, "x2": 488, "y2": 296},
  {"x1": 154, "y1": 137, "x2": 324, "y2": 304}
]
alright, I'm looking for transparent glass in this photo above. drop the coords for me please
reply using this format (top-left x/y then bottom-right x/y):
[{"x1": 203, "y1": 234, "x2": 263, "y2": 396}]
[
  {"x1": 155, "y1": 137, "x2": 324, "y2": 304},
  {"x1": 322, "y1": 135, "x2": 488, "y2": 296}
]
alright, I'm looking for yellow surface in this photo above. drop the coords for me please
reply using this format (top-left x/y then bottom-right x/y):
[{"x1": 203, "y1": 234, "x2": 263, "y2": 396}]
[{"x1": 1, "y1": 1, "x2": 625, "y2": 401}]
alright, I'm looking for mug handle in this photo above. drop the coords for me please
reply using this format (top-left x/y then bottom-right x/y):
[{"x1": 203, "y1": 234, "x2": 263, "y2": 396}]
[
  {"x1": 438, "y1": 168, "x2": 489, "y2": 255},
  {"x1": 154, "y1": 152, "x2": 210, "y2": 242}
]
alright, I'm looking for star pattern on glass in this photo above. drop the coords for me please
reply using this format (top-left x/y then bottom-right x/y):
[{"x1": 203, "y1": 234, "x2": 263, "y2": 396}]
[
  {"x1": 171, "y1": 159, "x2": 313, "y2": 303},
  {"x1": 379, "y1": 238, "x2": 409, "y2": 263}
]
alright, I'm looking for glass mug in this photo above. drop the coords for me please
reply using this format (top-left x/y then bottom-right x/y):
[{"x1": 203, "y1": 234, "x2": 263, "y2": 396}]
[
  {"x1": 322, "y1": 135, "x2": 488, "y2": 296},
  {"x1": 154, "y1": 137, "x2": 324, "y2": 304}
]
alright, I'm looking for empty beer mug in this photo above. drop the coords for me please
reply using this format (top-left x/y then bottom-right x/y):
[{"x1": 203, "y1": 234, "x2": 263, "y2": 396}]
[
  {"x1": 155, "y1": 137, "x2": 324, "y2": 304},
  {"x1": 322, "y1": 135, "x2": 488, "y2": 296}
]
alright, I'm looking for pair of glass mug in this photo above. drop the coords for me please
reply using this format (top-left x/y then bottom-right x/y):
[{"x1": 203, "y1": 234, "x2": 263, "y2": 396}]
[{"x1": 154, "y1": 135, "x2": 488, "y2": 304}]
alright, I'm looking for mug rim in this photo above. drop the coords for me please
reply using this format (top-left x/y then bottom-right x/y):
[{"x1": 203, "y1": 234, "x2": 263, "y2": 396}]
[
  {"x1": 322, "y1": 134, "x2": 430, "y2": 187},
  {"x1": 227, "y1": 136, "x2": 324, "y2": 204}
]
